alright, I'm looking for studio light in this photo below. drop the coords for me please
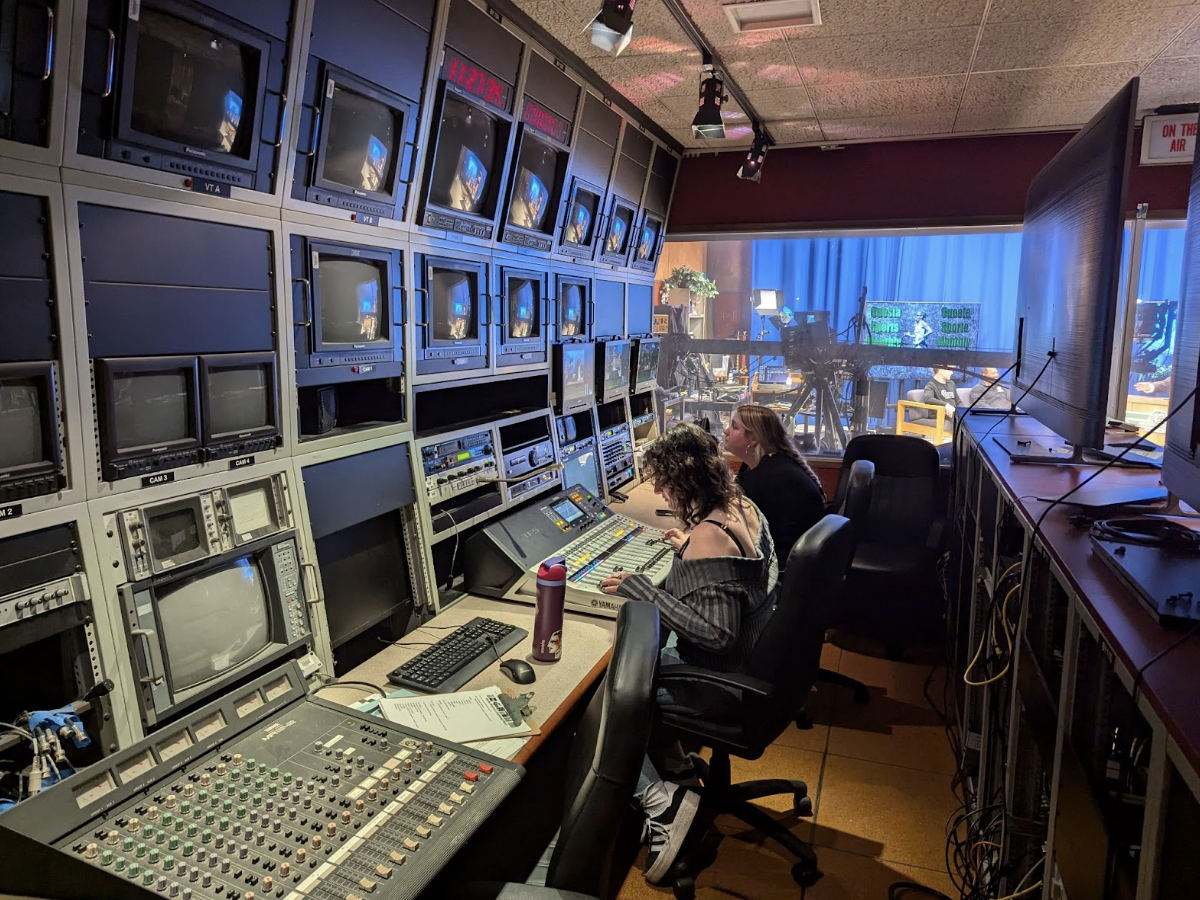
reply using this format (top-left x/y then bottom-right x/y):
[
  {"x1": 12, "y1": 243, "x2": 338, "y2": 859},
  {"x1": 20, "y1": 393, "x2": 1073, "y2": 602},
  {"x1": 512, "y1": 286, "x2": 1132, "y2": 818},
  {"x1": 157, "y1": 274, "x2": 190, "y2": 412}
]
[
  {"x1": 752, "y1": 289, "x2": 779, "y2": 312},
  {"x1": 692, "y1": 64, "x2": 727, "y2": 140},
  {"x1": 590, "y1": 0, "x2": 636, "y2": 55},
  {"x1": 738, "y1": 129, "x2": 769, "y2": 182}
]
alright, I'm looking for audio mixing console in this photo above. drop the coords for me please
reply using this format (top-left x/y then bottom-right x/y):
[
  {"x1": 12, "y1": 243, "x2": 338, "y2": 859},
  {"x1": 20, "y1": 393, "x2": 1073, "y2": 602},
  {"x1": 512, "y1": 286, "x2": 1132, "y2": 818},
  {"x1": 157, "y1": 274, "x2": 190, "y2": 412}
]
[
  {"x1": 464, "y1": 485, "x2": 674, "y2": 617},
  {"x1": 0, "y1": 662, "x2": 521, "y2": 900}
]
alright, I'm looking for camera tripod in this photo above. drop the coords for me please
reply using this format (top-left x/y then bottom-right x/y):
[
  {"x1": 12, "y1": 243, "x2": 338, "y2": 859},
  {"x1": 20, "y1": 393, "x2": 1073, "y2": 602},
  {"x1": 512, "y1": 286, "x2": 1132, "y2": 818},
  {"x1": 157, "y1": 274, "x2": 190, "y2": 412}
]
[{"x1": 781, "y1": 370, "x2": 849, "y2": 453}]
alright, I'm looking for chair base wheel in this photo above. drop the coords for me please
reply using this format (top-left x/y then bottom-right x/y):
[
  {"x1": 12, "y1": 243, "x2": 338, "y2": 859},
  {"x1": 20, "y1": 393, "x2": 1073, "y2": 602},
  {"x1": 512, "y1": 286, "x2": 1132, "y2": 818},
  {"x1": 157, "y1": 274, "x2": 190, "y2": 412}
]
[
  {"x1": 794, "y1": 794, "x2": 813, "y2": 816},
  {"x1": 795, "y1": 709, "x2": 814, "y2": 730},
  {"x1": 672, "y1": 875, "x2": 696, "y2": 900},
  {"x1": 792, "y1": 860, "x2": 822, "y2": 888}
]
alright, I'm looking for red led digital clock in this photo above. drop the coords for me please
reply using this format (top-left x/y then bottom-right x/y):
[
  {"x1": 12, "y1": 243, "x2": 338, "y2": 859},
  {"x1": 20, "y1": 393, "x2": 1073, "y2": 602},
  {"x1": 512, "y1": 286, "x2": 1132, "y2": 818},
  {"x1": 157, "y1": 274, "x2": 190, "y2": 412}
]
[
  {"x1": 522, "y1": 99, "x2": 571, "y2": 145},
  {"x1": 442, "y1": 48, "x2": 511, "y2": 111}
]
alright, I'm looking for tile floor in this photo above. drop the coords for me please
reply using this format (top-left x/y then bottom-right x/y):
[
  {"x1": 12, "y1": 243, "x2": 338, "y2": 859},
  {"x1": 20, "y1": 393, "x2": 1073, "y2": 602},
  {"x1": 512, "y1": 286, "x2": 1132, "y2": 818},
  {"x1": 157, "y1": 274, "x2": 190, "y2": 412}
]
[{"x1": 616, "y1": 644, "x2": 960, "y2": 899}]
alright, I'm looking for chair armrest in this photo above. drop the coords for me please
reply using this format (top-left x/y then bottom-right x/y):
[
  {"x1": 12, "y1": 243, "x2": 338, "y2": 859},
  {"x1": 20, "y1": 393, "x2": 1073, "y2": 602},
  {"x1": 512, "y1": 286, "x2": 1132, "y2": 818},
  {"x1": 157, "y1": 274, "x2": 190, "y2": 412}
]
[
  {"x1": 459, "y1": 884, "x2": 599, "y2": 900},
  {"x1": 657, "y1": 665, "x2": 773, "y2": 698},
  {"x1": 896, "y1": 400, "x2": 946, "y2": 433},
  {"x1": 926, "y1": 517, "x2": 946, "y2": 551}
]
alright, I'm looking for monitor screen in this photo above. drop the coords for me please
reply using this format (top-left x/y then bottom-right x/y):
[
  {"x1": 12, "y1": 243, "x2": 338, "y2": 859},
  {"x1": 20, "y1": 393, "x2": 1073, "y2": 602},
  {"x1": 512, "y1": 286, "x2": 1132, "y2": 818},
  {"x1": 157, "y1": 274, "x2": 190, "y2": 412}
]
[
  {"x1": 508, "y1": 278, "x2": 539, "y2": 339},
  {"x1": 562, "y1": 449, "x2": 601, "y2": 499},
  {"x1": 317, "y1": 257, "x2": 387, "y2": 346},
  {"x1": 112, "y1": 370, "x2": 193, "y2": 450},
  {"x1": 564, "y1": 190, "x2": 597, "y2": 246},
  {"x1": 148, "y1": 507, "x2": 202, "y2": 561},
  {"x1": 129, "y1": 8, "x2": 259, "y2": 159},
  {"x1": 0, "y1": 375, "x2": 46, "y2": 469},
  {"x1": 603, "y1": 341, "x2": 631, "y2": 394},
  {"x1": 636, "y1": 219, "x2": 660, "y2": 261},
  {"x1": 551, "y1": 497, "x2": 584, "y2": 524},
  {"x1": 562, "y1": 344, "x2": 595, "y2": 406},
  {"x1": 507, "y1": 137, "x2": 557, "y2": 232},
  {"x1": 208, "y1": 364, "x2": 271, "y2": 435},
  {"x1": 635, "y1": 341, "x2": 660, "y2": 386},
  {"x1": 156, "y1": 556, "x2": 270, "y2": 691},
  {"x1": 428, "y1": 96, "x2": 498, "y2": 215},
  {"x1": 431, "y1": 270, "x2": 478, "y2": 342},
  {"x1": 560, "y1": 283, "x2": 584, "y2": 338},
  {"x1": 605, "y1": 208, "x2": 631, "y2": 256},
  {"x1": 318, "y1": 83, "x2": 400, "y2": 195}
]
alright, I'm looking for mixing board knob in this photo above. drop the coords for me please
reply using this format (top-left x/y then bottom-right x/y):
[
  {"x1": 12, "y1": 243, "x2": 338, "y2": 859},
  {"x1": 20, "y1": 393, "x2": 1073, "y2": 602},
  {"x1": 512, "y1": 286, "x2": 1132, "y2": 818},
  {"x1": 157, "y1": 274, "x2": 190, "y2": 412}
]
[
  {"x1": 378, "y1": 779, "x2": 388, "y2": 791},
  {"x1": 182, "y1": 784, "x2": 195, "y2": 798},
  {"x1": 242, "y1": 772, "x2": 253, "y2": 786},
  {"x1": 236, "y1": 805, "x2": 247, "y2": 819},
  {"x1": 343, "y1": 765, "x2": 353, "y2": 777},
  {"x1": 202, "y1": 873, "x2": 212, "y2": 888},
  {"x1": 295, "y1": 849, "x2": 306, "y2": 864},
  {"x1": 183, "y1": 890, "x2": 193, "y2": 900},
  {"x1": 165, "y1": 794, "x2": 178, "y2": 809},
  {"x1": 424, "y1": 741, "x2": 434, "y2": 752},
  {"x1": 311, "y1": 836, "x2": 322, "y2": 850},
  {"x1": 402, "y1": 838, "x2": 420, "y2": 851},
  {"x1": 213, "y1": 779, "x2": 225, "y2": 793},
  {"x1": 427, "y1": 814, "x2": 444, "y2": 828},
  {"x1": 306, "y1": 780, "x2": 315, "y2": 792},
  {"x1": 100, "y1": 849, "x2": 114, "y2": 866},
  {"x1": 149, "y1": 849, "x2": 160, "y2": 864},
  {"x1": 287, "y1": 808, "x2": 296, "y2": 821},
  {"x1": 238, "y1": 788, "x2": 249, "y2": 802},
  {"x1": 254, "y1": 777, "x2": 264, "y2": 790},
  {"x1": 262, "y1": 877, "x2": 273, "y2": 892},
  {"x1": 403, "y1": 759, "x2": 412, "y2": 772},
  {"x1": 364, "y1": 790, "x2": 374, "y2": 804},
  {"x1": 222, "y1": 800, "x2": 233, "y2": 813},
  {"x1": 302, "y1": 797, "x2": 311, "y2": 810},
  {"x1": 413, "y1": 751, "x2": 422, "y2": 763},
  {"x1": 127, "y1": 817, "x2": 140, "y2": 833},
  {"x1": 244, "y1": 758, "x2": 255, "y2": 770},
  {"x1": 449, "y1": 792, "x2": 465, "y2": 804},
  {"x1": 128, "y1": 863, "x2": 141, "y2": 879},
  {"x1": 438, "y1": 803, "x2": 454, "y2": 816},
  {"x1": 380, "y1": 739, "x2": 389, "y2": 751},
  {"x1": 83, "y1": 842, "x2": 98, "y2": 859},
  {"x1": 123, "y1": 837, "x2": 135, "y2": 852},
  {"x1": 280, "y1": 863, "x2": 290, "y2": 878},
  {"x1": 238, "y1": 844, "x2": 249, "y2": 859},
  {"x1": 231, "y1": 754, "x2": 243, "y2": 767},
  {"x1": 168, "y1": 836, "x2": 179, "y2": 851},
  {"x1": 272, "y1": 819, "x2": 281, "y2": 833},
  {"x1": 282, "y1": 771, "x2": 293, "y2": 785},
  {"x1": 334, "y1": 748, "x2": 344, "y2": 760},
  {"x1": 200, "y1": 829, "x2": 212, "y2": 844},
  {"x1": 147, "y1": 806, "x2": 160, "y2": 820},
  {"x1": 317, "y1": 786, "x2": 326, "y2": 799},
  {"x1": 179, "y1": 801, "x2": 191, "y2": 815},
  {"x1": 218, "y1": 816, "x2": 229, "y2": 831},
  {"x1": 252, "y1": 793, "x2": 262, "y2": 807},
  {"x1": 199, "y1": 773, "x2": 211, "y2": 787},
  {"x1": 220, "y1": 859, "x2": 231, "y2": 874},
  {"x1": 388, "y1": 851, "x2": 406, "y2": 866},
  {"x1": 341, "y1": 811, "x2": 351, "y2": 824},
  {"x1": 313, "y1": 741, "x2": 323, "y2": 752},
  {"x1": 106, "y1": 829, "x2": 120, "y2": 845},
  {"x1": 255, "y1": 832, "x2": 265, "y2": 847},
  {"x1": 168, "y1": 883, "x2": 179, "y2": 898},
  {"x1": 414, "y1": 825, "x2": 431, "y2": 839},
  {"x1": 356, "y1": 755, "x2": 366, "y2": 768},
  {"x1": 143, "y1": 871, "x2": 156, "y2": 887},
  {"x1": 329, "y1": 776, "x2": 339, "y2": 788},
  {"x1": 114, "y1": 857, "x2": 127, "y2": 873},
  {"x1": 325, "y1": 823, "x2": 336, "y2": 837},
  {"x1": 164, "y1": 855, "x2": 176, "y2": 870},
  {"x1": 136, "y1": 842, "x2": 147, "y2": 857},
  {"x1": 204, "y1": 811, "x2": 215, "y2": 826}
]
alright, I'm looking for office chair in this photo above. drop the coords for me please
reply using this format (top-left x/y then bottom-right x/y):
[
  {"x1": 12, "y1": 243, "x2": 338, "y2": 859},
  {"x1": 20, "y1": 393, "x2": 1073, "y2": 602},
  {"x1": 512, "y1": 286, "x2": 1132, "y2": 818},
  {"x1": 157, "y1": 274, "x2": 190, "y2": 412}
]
[
  {"x1": 828, "y1": 434, "x2": 943, "y2": 659},
  {"x1": 812, "y1": 458, "x2": 875, "y2": 711},
  {"x1": 655, "y1": 515, "x2": 855, "y2": 898},
  {"x1": 461, "y1": 600, "x2": 661, "y2": 900}
]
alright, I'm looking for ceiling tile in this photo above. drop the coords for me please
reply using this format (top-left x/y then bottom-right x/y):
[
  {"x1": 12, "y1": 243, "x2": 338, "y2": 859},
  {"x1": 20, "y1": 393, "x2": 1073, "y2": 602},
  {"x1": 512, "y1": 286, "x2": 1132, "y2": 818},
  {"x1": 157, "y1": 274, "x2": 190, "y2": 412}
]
[
  {"x1": 973, "y1": 8, "x2": 1198, "y2": 69},
  {"x1": 612, "y1": 52, "x2": 703, "y2": 98},
  {"x1": 1162, "y1": 11, "x2": 1200, "y2": 55},
  {"x1": 952, "y1": 101, "x2": 1104, "y2": 132},
  {"x1": 720, "y1": 39, "x2": 805, "y2": 90},
  {"x1": 959, "y1": 63, "x2": 1144, "y2": 108},
  {"x1": 808, "y1": 75, "x2": 965, "y2": 119},
  {"x1": 764, "y1": 119, "x2": 826, "y2": 144},
  {"x1": 821, "y1": 110, "x2": 959, "y2": 140},
  {"x1": 786, "y1": 0, "x2": 988, "y2": 36},
  {"x1": 986, "y1": 0, "x2": 1197, "y2": 23},
  {"x1": 1138, "y1": 56, "x2": 1200, "y2": 107},
  {"x1": 741, "y1": 87, "x2": 816, "y2": 119},
  {"x1": 787, "y1": 27, "x2": 978, "y2": 84}
]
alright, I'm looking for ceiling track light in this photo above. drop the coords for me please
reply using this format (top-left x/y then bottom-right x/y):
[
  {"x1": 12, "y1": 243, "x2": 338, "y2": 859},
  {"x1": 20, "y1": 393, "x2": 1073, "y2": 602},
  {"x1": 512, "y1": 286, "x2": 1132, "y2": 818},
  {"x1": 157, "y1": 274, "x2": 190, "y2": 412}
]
[
  {"x1": 590, "y1": 0, "x2": 636, "y2": 56},
  {"x1": 692, "y1": 62, "x2": 727, "y2": 140},
  {"x1": 737, "y1": 127, "x2": 769, "y2": 182}
]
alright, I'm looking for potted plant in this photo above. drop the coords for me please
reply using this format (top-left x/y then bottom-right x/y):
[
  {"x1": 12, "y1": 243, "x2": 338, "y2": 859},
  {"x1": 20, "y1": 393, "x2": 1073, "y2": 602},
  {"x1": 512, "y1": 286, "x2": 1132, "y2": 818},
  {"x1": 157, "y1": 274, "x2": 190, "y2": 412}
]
[{"x1": 660, "y1": 266, "x2": 719, "y2": 316}]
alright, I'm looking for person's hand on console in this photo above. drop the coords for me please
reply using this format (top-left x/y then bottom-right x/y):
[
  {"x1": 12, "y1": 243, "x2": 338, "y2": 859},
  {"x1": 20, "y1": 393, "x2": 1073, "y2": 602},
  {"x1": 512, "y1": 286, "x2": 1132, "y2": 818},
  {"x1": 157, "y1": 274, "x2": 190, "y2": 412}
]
[
  {"x1": 662, "y1": 528, "x2": 687, "y2": 551},
  {"x1": 600, "y1": 571, "x2": 633, "y2": 594}
]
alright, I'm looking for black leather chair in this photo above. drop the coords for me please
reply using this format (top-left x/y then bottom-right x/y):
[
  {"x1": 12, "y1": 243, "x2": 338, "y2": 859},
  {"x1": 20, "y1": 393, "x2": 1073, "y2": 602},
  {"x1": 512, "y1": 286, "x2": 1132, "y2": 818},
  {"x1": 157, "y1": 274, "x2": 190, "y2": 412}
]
[
  {"x1": 828, "y1": 434, "x2": 943, "y2": 658},
  {"x1": 814, "y1": 458, "x2": 875, "y2": 708},
  {"x1": 463, "y1": 600, "x2": 662, "y2": 900},
  {"x1": 654, "y1": 515, "x2": 856, "y2": 899}
]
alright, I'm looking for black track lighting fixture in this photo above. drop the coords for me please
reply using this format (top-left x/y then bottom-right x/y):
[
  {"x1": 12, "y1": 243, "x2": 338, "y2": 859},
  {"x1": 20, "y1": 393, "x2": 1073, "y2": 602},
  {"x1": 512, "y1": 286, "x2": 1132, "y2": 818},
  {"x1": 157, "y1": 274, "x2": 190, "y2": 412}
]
[
  {"x1": 692, "y1": 58, "x2": 727, "y2": 140},
  {"x1": 590, "y1": 0, "x2": 636, "y2": 55},
  {"x1": 738, "y1": 127, "x2": 769, "y2": 182}
]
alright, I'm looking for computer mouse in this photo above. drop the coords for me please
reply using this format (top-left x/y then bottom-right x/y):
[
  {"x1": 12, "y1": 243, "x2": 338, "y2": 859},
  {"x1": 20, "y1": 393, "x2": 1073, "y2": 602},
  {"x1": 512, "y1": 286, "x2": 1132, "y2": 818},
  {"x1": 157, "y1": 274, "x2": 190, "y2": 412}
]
[{"x1": 498, "y1": 659, "x2": 536, "y2": 685}]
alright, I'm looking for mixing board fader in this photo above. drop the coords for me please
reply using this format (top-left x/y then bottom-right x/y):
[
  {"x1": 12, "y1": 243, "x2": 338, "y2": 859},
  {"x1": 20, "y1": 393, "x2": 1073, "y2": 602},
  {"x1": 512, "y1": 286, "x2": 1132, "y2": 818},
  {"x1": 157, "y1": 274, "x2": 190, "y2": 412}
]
[{"x1": 0, "y1": 663, "x2": 522, "y2": 900}]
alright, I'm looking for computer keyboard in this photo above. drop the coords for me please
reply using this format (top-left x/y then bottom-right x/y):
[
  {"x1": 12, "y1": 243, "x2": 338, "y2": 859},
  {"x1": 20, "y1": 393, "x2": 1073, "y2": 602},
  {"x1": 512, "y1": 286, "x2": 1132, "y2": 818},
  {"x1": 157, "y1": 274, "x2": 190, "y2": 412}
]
[{"x1": 385, "y1": 616, "x2": 528, "y2": 693}]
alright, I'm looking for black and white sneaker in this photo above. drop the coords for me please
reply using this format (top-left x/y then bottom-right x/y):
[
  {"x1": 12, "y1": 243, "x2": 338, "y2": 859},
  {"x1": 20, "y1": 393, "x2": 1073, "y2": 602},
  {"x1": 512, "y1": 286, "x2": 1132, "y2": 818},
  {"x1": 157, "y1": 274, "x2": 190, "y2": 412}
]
[{"x1": 640, "y1": 781, "x2": 701, "y2": 884}]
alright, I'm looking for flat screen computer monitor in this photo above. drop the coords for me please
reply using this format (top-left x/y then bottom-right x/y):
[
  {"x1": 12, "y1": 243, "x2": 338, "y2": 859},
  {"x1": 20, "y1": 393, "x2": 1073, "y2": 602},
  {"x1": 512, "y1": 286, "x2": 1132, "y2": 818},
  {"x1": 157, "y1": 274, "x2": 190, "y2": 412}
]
[
  {"x1": 602, "y1": 340, "x2": 632, "y2": 399},
  {"x1": 1163, "y1": 132, "x2": 1200, "y2": 512},
  {"x1": 155, "y1": 556, "x2": 271, "y2": 691},
  {"x1": 1010, "y1": 78, "x2": 1138, "y2": 453},
  {"x1": 562, "y1": 453, "x2": 601, "y2": 499},
  {"x1": 129, "y1": 7, "x2": 260, "y2": 161}
]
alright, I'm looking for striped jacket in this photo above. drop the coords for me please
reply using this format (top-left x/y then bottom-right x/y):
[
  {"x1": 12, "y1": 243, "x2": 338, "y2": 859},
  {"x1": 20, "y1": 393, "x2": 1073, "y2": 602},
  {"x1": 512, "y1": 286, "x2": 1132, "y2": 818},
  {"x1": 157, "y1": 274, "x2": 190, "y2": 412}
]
[{"x1": 615, "y1": 505, "x2": 778, "y2": 672}]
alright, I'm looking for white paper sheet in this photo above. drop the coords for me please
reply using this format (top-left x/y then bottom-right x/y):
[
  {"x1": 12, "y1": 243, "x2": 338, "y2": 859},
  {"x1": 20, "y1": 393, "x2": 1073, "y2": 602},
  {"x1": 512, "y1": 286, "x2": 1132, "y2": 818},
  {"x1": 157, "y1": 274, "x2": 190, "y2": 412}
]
[{"x1": 378, "y1": 687, "x2": 533, "y2": 744}]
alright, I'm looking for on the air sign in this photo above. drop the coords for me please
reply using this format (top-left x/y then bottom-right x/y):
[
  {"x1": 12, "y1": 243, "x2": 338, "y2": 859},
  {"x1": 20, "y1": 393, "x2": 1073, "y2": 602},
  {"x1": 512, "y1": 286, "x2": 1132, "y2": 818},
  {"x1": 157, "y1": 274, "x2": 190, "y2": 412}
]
[{"x1": 1140, "y1": 113, "x2": 1199, "y2": 166}]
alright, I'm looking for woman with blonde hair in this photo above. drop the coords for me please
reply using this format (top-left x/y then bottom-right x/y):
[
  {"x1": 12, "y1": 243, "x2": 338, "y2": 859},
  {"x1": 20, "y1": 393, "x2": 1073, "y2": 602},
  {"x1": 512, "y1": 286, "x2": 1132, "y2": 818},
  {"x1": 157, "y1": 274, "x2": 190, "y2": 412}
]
[{"x1": 724, "y1": 404, "x2": 826, "y2": 567}]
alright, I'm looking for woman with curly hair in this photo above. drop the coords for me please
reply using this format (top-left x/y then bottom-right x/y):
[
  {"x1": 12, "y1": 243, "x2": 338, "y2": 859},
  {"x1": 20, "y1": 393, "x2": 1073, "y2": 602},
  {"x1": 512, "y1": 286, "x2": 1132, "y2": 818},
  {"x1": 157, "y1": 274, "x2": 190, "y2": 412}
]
[{"x1": 598, "y1": 422, "x2": 777, "y2": 884}]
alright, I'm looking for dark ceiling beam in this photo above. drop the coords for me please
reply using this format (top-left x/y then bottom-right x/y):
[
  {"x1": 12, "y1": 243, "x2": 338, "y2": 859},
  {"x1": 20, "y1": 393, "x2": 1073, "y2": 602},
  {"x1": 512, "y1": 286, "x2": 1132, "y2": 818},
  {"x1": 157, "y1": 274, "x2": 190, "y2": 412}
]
[{"x1": 657, "y1": 0, "x2": 772, "y2": 147}]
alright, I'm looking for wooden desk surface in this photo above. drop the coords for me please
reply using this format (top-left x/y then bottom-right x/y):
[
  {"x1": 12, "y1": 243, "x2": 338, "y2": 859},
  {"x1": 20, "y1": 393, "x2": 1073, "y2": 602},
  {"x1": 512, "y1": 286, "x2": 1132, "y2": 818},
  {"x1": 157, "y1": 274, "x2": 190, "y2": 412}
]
[
  {"x1": 318, "y1": 482, "x2": 676, "y2": 764},
  {"x1": 962, "y1": 413, "x2": 1200, "y2": 774}
]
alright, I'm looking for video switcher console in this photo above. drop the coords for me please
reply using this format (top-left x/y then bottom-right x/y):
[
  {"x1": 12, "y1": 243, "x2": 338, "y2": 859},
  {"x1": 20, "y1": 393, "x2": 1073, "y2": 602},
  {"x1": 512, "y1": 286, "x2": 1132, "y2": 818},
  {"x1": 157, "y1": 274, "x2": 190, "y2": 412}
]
[{"x1": 0, "y1": 662, "x2": 522, "y2": 900}]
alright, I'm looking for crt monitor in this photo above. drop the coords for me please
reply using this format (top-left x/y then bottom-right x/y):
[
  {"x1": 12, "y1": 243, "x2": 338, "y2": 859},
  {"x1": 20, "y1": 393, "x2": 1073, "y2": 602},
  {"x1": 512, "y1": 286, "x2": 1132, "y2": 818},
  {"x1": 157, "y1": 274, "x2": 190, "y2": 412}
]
[
  {"x1": 557, "y1": 343, "x2": 596, "y2": 414},
  {"x1": 155, "y1": 556, "x2": 270, "y2": 691},
  {"x1": 507, "y1": 136, "x2": 558, "y2": 232},
  {"x1": 1163, "y1": 133, "x2": 1200, "y2": 512},
  {"x1": 602, "y1": 340, "x2": 632, "y2": 399},
  {"x1": 0, "y1": 363, "x2": 58, "y2": 479},
  {"x1": 1010, "y1": 78, "x2": 1138, "y2": 452},
  {"x1": 127, "y1": 6, "x2": 262, "y2": 164},
  {"x1": 431, "y1": 269, "x2": 478, "y2": 343},
  {"x1": 201, "y1": 353, "x2": 279, "y2": 445},
  {"x1": 635, "y1": 217, "x2": 661, "y2": 262},
  {"x1": 317, "y1": 81, "x2": 400, "y2": 198},
  {"x1": 508, "y1": 277, "x2": 538, "y2": 339},
  {"x1": 315, "y1": 255, "x2": 389, "y2": 350},
  {"x1": 428, "y1": 95, "x2": 498, "y2": 217},
  {"x1": 605, "y1": 206, "x2": 632, "y2": 256},
  {"x1": 563, "y1": 188, "x2": 598, "y2": 247},
  {"x1": 559, "y1": 282, "x2": 585, "y2": 338},
  {"x1": 98, "y1": 357, "x2": 201, "y2": 460}
]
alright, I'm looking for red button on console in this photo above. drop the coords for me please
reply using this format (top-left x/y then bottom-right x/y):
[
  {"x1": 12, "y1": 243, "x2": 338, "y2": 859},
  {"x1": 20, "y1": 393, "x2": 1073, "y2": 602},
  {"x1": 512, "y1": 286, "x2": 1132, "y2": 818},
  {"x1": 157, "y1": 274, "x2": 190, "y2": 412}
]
[
  {"x1": 463, "y1": 772, "x2": 479, "y2": 783},
  {"x1": 478, "y1": 764, "x2": 494, "y2": 776}
]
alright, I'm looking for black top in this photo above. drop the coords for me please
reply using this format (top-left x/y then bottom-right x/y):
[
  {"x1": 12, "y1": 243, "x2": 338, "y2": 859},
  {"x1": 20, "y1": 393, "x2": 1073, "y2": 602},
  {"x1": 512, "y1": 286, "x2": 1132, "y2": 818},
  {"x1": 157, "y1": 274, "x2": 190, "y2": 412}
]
[
  {"x1": 678, "y1": 519, "x2": 750, "y2": 558},
  {"x1": 737, "y1": 454, "x2": 825, "y2": 565}
]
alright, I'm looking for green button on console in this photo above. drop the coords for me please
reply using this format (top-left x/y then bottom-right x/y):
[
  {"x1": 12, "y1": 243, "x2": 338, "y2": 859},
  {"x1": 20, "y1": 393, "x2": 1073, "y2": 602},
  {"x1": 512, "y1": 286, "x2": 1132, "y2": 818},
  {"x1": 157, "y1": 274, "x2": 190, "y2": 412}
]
[
  {"x1": 269, "y1": 768, "x2": 279, "y2": 780},
  {"x1": 148, "y1": 849, "x2": 160, "y2": 864},
  {"x1": 222, "y1": 799, "x2": 233, "y2": 813},
  {"x1": 186, "y1": 824, "x2": 197, "y2": 838},
  {"x1": 179, "y1": 801, "x2": 190, "y2": 814},
  {"x1": 236, "y1": 805, "x2": 247, "y2": 819},
  {"x1": 155, "y1": 831, "x2": 166, "y2": 845},
  {"x1": 142, "y1": 824, "x2": 154, "y2": 839},
  {"x1": 219, "y1": 817, "x2": 230, "y2": 831},
  {"x1": 282, "y1": 772, "x2": 292, "y2": 784},
  {"x1": 252, "y1": 793, "x2": 262, "y2": 807},
  {"x1": 204, "y1": 811, "x2": 215, "y2": 825},
  {"x1": 135, "y1": 842, "x2": 147, "y2": 858},
  {"x1": 254, "y1": 778, "x2": 264, "y2": 791},
  {"x1": 167, "y1": 836, "x2": 179, "y2": 851},
  {"x1": 267, "y1": 783, "x2": 278, "y2": 796},
  {"x1": 143, "y1": 871, "x2": 156, "y2": 886},
  {"x1": 182, "y1": 841, "x2": 194, "y2": 857},
  {"x1": 114, "y1": 857, "x2": 125, "y2": 872},
  {"x1": 201, "y1": 829, "x2": 212, "y2": 844},
  {"x1": 163, "y1": 855, "x2": 175, "y2": 870},
  {"x1": 197, "y1": 790, "x2": 208, "y2": 803},
  {"x1": 127, "y1": 863, "x2": 140, "y2": 878},
  {"x1": 122, "y1": 837, "x2": 134, "y2": 852},
  {"x1": 100, "y1": 850, "x2": 114, "y2": 866}
]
